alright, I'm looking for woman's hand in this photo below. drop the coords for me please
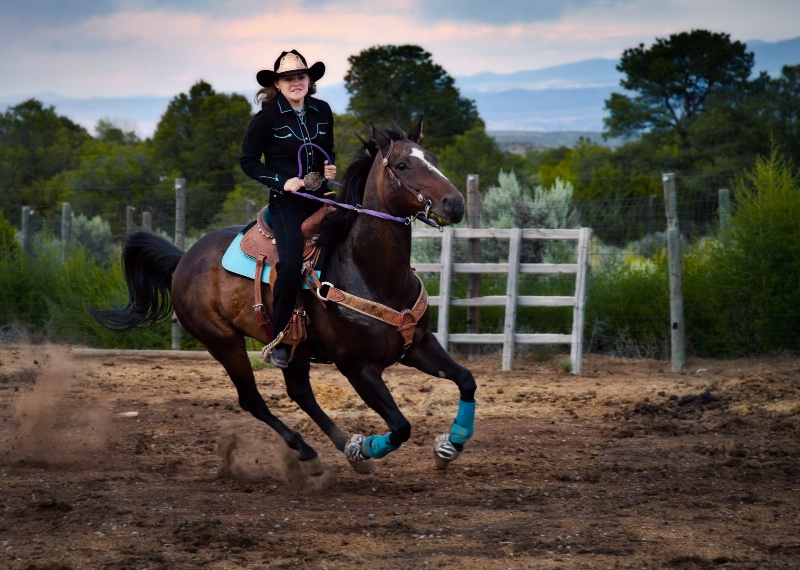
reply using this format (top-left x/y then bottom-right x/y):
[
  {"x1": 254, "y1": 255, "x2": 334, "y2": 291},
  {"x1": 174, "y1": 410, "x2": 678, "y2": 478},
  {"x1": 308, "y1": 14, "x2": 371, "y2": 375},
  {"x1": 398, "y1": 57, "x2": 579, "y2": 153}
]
[
  {"x1": 324, "y1": 160, "x2": 337, "y2": 181},
  {"x1": 283, "y1": 177, "x2": 305, "y2": 193}
]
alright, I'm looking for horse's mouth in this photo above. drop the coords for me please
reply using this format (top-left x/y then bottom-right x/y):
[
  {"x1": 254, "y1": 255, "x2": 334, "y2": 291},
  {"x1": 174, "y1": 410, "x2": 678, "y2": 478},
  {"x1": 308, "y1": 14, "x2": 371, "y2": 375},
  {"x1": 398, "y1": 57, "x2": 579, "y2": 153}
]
[
  {"x1": 428, "y1": 208, "x2": 464, "y2": 227},
  {"x1": 427, "y1": 211, "x2": 450, "y2": 226}
]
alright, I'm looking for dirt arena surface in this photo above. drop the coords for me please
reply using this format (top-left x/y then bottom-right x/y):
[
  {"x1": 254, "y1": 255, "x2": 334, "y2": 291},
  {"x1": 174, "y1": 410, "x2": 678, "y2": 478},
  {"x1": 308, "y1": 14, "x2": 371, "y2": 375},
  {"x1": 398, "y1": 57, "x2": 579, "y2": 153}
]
[{"x1": 1, "y1": 343, "x2": 799, "y2": 569}]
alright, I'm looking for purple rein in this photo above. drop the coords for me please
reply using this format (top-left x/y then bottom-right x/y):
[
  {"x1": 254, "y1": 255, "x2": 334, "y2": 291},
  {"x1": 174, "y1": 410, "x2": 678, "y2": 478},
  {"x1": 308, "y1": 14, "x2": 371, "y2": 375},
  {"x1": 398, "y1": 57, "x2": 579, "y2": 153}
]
[{"x1": 293, "y1": 142, "x2": 442, "y2": 229}]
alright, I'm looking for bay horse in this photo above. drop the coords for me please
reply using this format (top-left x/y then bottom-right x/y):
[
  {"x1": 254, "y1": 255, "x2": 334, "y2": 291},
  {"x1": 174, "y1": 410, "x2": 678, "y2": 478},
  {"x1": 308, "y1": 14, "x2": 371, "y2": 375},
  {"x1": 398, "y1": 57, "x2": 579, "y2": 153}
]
[{"x1": 92, "y1": 119, "x2": 476, "y2": 476}]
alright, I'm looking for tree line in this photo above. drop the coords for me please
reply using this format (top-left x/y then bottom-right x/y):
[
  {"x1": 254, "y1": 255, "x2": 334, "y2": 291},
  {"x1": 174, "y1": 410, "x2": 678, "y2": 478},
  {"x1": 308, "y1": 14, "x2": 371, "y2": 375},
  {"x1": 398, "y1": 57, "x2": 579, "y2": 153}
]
[{"x1": 1, "y1": 32, "x2": 798, "y2": 243}]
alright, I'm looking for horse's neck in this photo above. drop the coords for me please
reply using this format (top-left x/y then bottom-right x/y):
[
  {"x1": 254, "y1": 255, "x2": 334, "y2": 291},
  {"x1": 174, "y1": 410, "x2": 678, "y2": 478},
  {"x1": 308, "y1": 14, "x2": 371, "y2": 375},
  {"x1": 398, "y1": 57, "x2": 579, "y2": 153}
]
[{"x1": 333, "y1": 215, "x2": 416, "y2": 296}]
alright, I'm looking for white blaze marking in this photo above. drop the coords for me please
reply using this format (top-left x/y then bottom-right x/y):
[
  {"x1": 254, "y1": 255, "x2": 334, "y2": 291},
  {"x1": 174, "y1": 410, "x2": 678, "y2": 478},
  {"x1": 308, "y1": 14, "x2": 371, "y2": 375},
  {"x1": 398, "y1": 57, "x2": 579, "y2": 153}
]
[{"x1": 410, "y1": 147, "x2": 448, "y2": 179}]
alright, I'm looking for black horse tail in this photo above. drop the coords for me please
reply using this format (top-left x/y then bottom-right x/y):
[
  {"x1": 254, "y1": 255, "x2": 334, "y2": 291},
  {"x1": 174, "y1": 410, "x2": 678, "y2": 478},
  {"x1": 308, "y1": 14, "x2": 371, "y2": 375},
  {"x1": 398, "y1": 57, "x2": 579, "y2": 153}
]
[{"x1": 91, "y1": 230, "x2": 185, "y2": 331}]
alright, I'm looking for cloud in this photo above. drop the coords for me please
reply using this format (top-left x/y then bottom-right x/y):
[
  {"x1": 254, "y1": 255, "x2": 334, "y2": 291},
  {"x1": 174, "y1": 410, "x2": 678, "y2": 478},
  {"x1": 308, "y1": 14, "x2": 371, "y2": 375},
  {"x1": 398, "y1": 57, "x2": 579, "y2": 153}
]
[
  {"x1": 2, "y1": 0, "x2": 799, "y2": 101},
  {"x1": 419, "y1": 0, "x2": 605, "y2": 25}
]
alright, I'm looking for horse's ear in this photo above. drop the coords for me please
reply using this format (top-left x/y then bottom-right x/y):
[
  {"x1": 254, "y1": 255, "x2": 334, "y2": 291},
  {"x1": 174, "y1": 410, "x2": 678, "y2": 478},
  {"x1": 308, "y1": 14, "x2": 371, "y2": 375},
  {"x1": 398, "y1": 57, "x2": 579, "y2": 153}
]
[
  {"x1": 408, "y1": 116, "x2": 424, "y2": 144},
  {"x1": 368, "y1": 123, "x2": 390, "y2": 156}
]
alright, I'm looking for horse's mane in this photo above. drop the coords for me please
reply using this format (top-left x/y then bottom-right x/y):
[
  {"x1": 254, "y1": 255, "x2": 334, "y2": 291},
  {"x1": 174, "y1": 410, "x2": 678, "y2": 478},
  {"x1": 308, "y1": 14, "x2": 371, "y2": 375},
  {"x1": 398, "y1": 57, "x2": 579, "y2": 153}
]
[{"x1": 317, "y1": 125, "x2": 409, "y2": 248}]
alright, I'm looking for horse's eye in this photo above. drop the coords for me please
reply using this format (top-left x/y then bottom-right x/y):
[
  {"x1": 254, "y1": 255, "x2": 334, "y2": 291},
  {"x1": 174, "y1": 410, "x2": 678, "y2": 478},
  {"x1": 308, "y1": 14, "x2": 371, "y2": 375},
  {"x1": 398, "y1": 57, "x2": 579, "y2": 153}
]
[{"x1": 396, "y1": 162, "x2": 408, "y2": 171}]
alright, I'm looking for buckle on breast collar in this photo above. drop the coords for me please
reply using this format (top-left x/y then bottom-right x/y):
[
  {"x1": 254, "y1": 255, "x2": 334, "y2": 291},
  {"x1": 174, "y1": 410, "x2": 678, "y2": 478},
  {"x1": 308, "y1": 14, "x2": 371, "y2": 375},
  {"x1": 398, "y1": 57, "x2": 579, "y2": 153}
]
[{"x1": 315, "y1": 281, "x2": 335, "y2": 301}]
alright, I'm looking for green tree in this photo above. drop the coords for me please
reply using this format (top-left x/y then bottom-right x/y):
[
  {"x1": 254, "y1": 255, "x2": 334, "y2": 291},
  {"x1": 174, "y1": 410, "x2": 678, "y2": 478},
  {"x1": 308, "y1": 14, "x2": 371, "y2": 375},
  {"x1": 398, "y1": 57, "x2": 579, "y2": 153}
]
[
  {"x1": 152, "y1": 80, "x2": 252, "y2": 230},
  {"x1": 604, "y1": 30, "x2": 754, "y2": 170},
  {"x1": 763, "y1": 65, "x2": 800, "y2": 165},
  {"x1": 44, "y1": 120, "x2": 167, "y2": 236},
  {"x1": 344, "y1": 45, "x2": 481, "y2": 152},
  {"x1": 0, "y1": 99, "x2": 91, "y2": 215},
  {"x1": 438, "y1": 126, "x2": 513, "y2": 190}
]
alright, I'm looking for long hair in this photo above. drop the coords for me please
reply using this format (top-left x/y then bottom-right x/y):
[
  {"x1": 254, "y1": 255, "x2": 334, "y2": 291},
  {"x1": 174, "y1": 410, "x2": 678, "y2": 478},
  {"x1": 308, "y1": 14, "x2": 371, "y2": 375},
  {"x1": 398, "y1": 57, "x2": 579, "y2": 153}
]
[{"x1": 255, "y1": 83, "x2": 318, "y2": 109}]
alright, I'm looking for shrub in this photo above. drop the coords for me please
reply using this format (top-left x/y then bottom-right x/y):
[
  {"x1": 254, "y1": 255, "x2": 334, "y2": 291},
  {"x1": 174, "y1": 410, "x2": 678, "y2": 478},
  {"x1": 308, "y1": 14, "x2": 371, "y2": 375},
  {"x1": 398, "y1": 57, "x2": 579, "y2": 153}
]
[{"x1": 687, "y1": 152, "x2": 800, "y2": 356}]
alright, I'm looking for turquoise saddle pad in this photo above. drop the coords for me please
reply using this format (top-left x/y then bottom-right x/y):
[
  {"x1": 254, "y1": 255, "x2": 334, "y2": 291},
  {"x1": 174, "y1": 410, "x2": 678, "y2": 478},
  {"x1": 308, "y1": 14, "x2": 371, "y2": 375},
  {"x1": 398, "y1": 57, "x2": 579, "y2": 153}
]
[{"x1": 221, "y1": 231, "x2": 320, "y2": 288}]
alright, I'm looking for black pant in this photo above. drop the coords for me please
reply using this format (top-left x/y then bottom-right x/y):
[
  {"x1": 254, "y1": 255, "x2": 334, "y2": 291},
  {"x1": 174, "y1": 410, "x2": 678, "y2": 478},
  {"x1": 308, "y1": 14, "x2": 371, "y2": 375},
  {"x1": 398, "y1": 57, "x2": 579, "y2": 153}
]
[{"x1": 268, "y1": 195, "x2": 321, "y2": 341}]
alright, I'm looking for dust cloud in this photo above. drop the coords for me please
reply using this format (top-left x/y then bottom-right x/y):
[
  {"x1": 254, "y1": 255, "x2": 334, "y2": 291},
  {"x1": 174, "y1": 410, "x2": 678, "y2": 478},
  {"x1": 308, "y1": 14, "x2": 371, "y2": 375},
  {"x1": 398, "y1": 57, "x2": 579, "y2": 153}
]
[
  {"x1": 1, "y1": 345, "x2": 112, "y2": 466},
  {"x1": 216, "y1": 422, "x2": 334, "y2": 492}
]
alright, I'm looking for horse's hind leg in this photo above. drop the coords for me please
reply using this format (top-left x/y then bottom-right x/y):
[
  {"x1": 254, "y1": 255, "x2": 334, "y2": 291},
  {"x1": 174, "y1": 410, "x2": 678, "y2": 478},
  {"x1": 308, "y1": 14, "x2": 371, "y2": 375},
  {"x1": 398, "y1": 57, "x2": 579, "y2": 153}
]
[
  {"x1": 203, "y1": 337, "x2": 323, "y2": 475},
  {"x1": 402, "y1": 331, "x2": 477, "y2": 469},
  {"x1": 282, "y1": 358, "x2": 350, "y2": 452}
]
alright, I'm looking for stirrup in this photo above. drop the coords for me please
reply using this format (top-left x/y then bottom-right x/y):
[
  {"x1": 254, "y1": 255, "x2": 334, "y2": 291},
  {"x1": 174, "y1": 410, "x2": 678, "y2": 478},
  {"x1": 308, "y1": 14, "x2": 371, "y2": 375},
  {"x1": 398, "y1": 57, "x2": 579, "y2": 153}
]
[{"x1": 261, "y1": 331, "x2": 285, "y2": 363}]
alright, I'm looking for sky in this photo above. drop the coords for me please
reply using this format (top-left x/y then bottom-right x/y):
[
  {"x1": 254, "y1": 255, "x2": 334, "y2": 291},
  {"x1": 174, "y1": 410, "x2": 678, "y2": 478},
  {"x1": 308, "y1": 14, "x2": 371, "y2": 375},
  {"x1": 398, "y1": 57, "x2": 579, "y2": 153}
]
[{"x1": 1, "y1": 0, "x2": 799, "y2": 101}]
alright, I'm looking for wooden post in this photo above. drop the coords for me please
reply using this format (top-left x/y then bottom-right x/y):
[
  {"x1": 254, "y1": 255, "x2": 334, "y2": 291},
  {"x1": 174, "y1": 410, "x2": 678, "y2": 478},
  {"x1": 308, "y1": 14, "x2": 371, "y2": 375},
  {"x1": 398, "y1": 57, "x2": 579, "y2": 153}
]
[
  {"x1": 466, "y1": 174, "x2": 481, "y2": 361},
  {"x1": 142, "y1": 211, "x2": 152, "y2": 232},
  {"x1": 126, "y1": 206, "x2": 136, "y2": 235},
  {"x1": 21, "y1": 206, "x2": 32, "y2": 254},
  {"x1": 172, "y1": 178, "x2": 187, "y2": 350},
  {"x1": 662, "y1": 173, "x2": 685, "y2": 373},
  {"x1": 570, "y1": 227, "x2": 592, "y2": 374},
  {"x1": 174, "y1": 178, "x2": 186, "y2": 249},
  {"x1": 502, "y1": 228, "x2": 522, "y2": 371},
  {"x1": 246, "y1": 200, "x2": 255, "y2": 221},
  {"x1": 718, "y1": 188, "x2": 731, "y2": 231},
  {"x1": 436, "y1": 226, "x2": 454, "y2": 350},
  {"x1": 61, "y1": 202, "x2": 71, "y2": 261}
]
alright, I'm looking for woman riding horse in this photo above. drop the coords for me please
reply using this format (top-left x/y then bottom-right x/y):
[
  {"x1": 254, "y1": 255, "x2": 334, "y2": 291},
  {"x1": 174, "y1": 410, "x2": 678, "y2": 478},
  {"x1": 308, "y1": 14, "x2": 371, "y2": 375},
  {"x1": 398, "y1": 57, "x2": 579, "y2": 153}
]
[
  {"x1": 93, "y1": 118, "x2": 476, "y2": 476},
  {"x1": 240, "y1": 49, "x2": 337, "y2": 368}
]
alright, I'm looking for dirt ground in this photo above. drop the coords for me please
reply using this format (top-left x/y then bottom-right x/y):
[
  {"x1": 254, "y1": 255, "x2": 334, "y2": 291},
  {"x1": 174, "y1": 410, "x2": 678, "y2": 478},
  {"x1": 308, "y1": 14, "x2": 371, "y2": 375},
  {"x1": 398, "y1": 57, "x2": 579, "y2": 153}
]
[{"x1": 0, "y1": 344, "x2": 799, "y2": 570}]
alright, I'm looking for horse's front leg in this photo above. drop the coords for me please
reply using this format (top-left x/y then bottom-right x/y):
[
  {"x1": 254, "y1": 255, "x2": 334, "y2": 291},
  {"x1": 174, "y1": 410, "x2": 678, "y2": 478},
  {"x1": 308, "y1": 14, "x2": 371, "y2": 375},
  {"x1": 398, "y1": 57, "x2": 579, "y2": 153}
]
[
  {"x1": 401, "y1": 331, "x2": 477, "y2": 469},
  {"x1": 337, "y1": 362, "x2": 411, "y2": 474}
]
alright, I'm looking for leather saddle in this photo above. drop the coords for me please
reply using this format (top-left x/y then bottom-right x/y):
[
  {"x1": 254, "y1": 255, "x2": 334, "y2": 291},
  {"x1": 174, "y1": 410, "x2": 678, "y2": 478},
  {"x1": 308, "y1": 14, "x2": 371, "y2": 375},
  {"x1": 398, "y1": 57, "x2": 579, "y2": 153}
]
[
  {"x1": 238, "y1": 204, "x2": 331, "y2": 346},
  {"x1": 240, "y1": 204, "x2": 332, "y2": 268}
]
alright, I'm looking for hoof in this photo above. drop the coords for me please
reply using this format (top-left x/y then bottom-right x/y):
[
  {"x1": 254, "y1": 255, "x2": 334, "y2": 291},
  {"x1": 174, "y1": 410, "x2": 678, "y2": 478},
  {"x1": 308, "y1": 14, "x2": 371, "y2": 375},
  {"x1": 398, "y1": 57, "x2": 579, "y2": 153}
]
[
  {"x1": 349, "y1": 458, "x2": 377, "y2": 475},
  {"x1": 344, "y1": 434, "x2": 377, "y2": 475},
  {"x1": 299, "y1": 456, "x2": 325, "y2": 477},
  {"x1": 433, "y1": 434, "x2": 462, "y2": 470}
]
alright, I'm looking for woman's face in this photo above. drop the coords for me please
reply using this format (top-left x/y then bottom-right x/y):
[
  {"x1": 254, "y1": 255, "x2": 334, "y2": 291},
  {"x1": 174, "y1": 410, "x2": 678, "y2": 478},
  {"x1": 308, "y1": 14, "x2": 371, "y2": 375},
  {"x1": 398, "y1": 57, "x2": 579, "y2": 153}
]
[{"x1": 276, "y1": 73, "x2": 309, "y2": 105}]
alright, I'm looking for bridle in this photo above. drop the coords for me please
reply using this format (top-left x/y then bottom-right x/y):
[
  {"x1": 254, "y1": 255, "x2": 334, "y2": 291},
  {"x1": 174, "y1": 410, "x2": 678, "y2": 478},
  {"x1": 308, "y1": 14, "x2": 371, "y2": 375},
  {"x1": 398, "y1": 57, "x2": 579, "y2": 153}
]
[
  {"x1": 378, "y1": 139, "x2": 435, "y2": 222},
  {"x1": 293, "y1": 142, "x2": 443, "y2": 230}
]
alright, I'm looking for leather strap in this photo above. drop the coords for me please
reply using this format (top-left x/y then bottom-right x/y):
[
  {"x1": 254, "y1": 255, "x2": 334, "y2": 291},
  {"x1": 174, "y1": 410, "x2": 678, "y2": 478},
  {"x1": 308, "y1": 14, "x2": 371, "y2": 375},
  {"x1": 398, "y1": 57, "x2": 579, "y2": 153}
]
[
  {"x1": 253, "y1": 254, "x2": 273, "y2": 339},
  {"x1": 308, "y1": 273, "x2": 428, "y2": 348}
]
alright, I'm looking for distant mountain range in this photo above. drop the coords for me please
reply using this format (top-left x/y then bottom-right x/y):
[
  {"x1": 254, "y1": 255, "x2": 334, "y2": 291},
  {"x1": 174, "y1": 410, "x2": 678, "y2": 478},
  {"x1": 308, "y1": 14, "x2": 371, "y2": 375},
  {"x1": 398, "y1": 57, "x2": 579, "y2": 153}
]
[{"x1": 2, "y1": 36, "x2": 797, "y2": 142}]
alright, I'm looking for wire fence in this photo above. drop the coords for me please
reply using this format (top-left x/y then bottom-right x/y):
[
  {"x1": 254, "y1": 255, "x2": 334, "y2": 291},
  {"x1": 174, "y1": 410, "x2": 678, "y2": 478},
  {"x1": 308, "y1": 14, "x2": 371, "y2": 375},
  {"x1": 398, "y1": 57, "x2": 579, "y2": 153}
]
[
  {"x1": 3, "y1": 175, "x2": 735, "y2": 358},
  {"x1": 10, "y1": 176, "x2": 731, "y2": 249}
]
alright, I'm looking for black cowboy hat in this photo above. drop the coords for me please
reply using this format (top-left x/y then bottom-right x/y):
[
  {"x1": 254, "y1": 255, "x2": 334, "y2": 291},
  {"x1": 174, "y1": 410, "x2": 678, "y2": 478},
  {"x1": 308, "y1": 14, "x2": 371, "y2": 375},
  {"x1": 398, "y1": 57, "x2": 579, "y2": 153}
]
[{"x1": 257, "y1": 49, "x2": 325, "y2": 87}]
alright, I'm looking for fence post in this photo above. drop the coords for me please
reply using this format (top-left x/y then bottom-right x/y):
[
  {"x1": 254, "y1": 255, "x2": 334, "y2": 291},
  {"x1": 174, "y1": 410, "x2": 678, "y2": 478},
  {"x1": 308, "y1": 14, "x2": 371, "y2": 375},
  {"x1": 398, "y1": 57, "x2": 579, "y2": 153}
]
[
  {"x1": 175, "y1": 178, "x2": 186, "y2": 249},
  {"x1": 436, "y1": 226, "x2": 454, "y2": 350},
  {"x1": 142, "y1": 211, "x2": 152, "y2": 232},
  {"x1": 466, "y1": 174, "x2": 481, "y2": 361},
  {"x1": 662, "y1": 173, "x2": 685, "y2": 373},
  {"x1": 246, "y1": 200, "x2": 255, "y2": 221},
  {"x1": 61, "y1": 202, "x2": 71, "y2": 261},
  {"x1": 172, "y1": 178, "x2": 187, "y2": 350},
  {"x1": 571, "y1": 227, "x2": 592, "y2": 374},
  {"x1": 126, "y1": 205, "x2": 136, "y2": 235},
  {"x1": 718, "y1": 188, "x2": 731, "y2": 231},
  {"x1": 502, "y1": 228, "x2": 522, "y2": 371},
  {"x1": 21, "y1": 206, "x2": 32, "y2": 254}
]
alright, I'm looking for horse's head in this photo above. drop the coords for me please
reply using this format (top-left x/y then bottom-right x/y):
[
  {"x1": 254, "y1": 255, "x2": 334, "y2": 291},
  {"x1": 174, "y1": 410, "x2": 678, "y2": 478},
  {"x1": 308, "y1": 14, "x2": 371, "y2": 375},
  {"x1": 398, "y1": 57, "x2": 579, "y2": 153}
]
[{"x1": 367, "y1": 118, "x2": 464, "y2": 227}]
